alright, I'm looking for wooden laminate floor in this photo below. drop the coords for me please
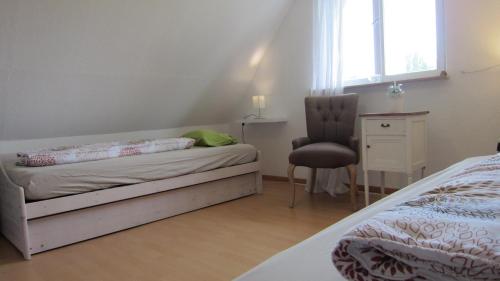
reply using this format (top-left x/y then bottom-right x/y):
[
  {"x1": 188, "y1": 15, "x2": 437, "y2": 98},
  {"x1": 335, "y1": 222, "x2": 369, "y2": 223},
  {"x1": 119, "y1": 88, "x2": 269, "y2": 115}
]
[{"x1": 0, "y1": 180, "x2": 369, "y2": 281}]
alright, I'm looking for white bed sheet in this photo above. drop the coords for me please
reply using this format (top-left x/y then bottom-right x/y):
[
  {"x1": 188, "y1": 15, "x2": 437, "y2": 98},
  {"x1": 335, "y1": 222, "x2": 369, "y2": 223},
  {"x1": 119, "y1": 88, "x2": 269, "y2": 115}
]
[
  {"x1": 235, "y1": 156, "x2": 490, "y2": 281},
  {"x1": 0, "y1": 144, "x2": 257, "y2": 201}
]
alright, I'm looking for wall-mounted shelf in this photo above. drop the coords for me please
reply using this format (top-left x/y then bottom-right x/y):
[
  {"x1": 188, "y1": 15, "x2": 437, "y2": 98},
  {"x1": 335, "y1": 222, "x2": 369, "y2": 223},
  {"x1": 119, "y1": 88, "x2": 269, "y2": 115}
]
[{"x1": 239, "y1": 117, "x2": 288, "y2": 125}]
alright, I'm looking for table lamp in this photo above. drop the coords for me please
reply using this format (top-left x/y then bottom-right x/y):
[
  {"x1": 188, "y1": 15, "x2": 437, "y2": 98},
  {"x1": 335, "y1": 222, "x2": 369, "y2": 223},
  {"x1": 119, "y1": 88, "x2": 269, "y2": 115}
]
[{"x1": 252, "y1": 95, "x2": 266, "y2": 119}]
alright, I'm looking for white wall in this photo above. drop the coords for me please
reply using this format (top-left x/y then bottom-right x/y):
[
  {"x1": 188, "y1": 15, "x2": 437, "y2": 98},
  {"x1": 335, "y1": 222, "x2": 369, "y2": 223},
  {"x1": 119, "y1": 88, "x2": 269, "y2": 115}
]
[
  {"x1": 239, "y1": 0, "x2": 500, "y2": 186},
  {"x1": 0, "y1": 0, "x2": 292, "y2": 140},
  {"x1": 0, "y1": 123, "x2": 230, "y2": 153}
]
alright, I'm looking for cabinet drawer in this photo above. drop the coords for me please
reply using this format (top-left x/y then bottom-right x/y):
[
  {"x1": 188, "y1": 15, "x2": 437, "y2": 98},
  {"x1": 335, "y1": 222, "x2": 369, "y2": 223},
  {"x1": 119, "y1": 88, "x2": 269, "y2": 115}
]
[{"x1": 365, "y1": 119, "x2": 406, "y2": 135}]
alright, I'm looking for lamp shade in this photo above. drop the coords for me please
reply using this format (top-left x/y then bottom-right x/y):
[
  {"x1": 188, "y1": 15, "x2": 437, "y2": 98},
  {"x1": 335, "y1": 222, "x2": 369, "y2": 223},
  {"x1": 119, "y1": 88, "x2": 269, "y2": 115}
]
[{"x1": 252, "y1": 95, "x2": 266, "y2": 109}]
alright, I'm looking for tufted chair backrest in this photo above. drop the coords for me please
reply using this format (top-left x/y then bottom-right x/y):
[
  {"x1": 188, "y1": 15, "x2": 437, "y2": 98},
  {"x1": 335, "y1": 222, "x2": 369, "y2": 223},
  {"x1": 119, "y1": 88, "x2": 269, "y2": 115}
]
[{"x1": 304, "y1": 94, "x2": 359, "y2": 145}]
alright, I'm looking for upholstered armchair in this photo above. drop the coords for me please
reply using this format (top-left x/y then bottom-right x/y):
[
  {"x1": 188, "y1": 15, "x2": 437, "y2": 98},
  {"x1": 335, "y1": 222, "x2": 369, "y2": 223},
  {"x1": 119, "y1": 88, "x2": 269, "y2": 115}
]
[{"x1": 288, "y1": 94, "x2": 359, "y2": 210}]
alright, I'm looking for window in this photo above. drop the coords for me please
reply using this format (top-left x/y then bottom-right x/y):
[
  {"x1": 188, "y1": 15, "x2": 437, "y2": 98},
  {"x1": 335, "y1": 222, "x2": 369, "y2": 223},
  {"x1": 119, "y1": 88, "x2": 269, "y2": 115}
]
[{"x1": 342, "y1": 0, "x2": 445, "y2": 87}]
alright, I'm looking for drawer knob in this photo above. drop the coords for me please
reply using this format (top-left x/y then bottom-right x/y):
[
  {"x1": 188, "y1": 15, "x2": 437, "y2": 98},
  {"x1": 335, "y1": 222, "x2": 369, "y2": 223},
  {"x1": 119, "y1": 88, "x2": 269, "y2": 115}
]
[
  {"x1": 380, "y1": 123, "x2": 391, "y2": 128},
  {"x1": 366, "y1": 145, "x2": 371, "y2": 149}
]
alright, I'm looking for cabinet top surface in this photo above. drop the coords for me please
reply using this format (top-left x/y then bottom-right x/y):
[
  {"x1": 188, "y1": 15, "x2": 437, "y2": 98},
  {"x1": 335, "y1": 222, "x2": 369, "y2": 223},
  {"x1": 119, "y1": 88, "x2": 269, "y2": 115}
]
[{"x1": 359, "y1": 111, "x2": 430, "y2": 117}]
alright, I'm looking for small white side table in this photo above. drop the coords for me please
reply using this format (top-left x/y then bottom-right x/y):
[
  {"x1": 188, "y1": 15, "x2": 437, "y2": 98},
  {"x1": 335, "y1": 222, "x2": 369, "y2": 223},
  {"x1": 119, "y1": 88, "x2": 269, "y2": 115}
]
[
  {"x1": 238, "y1": 116, "x2": 288, "y2": 144},
  {"x1": 360, "y1": 111, "x2": 429, "y2": 206},
  {"x1": 239, "y1": 117, "x2": 288, "y2": 125}
]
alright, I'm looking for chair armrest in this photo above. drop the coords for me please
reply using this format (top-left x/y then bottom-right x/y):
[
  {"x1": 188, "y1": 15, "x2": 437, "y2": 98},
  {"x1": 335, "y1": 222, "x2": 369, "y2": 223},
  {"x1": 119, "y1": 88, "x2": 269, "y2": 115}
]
[
  {"x1": 349, "y1": 136, "x2": 360, "y2": 163},
  {"x1": 292, "y1": 137, "x2": 312, "y2": 150}
]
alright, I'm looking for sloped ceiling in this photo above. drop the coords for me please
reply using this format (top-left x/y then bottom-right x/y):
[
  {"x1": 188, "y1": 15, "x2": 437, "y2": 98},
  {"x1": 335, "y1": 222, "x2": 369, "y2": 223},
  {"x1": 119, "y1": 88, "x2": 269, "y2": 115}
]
[{"x1": 0, "y1": 0, "x2": 293, "y2": 140}]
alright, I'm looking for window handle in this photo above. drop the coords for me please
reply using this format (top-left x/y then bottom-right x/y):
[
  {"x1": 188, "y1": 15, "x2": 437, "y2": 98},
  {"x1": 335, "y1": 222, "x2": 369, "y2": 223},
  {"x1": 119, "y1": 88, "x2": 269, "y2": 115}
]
[{"x1": 380, "y1": 123, "x2": 390, "y2": 128}]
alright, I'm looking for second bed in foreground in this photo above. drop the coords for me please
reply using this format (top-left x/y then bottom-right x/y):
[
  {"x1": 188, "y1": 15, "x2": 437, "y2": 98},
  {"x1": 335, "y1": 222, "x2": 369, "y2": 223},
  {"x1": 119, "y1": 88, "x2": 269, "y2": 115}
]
[{"x1": 236, "y1": 155, "x2": 498, "y2": 281}]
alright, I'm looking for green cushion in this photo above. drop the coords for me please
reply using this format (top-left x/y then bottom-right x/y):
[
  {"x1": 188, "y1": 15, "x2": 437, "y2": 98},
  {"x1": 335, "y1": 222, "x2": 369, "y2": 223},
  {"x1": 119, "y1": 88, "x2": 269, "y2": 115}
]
[{"x1": 181, "y1": 130, "x2": 238, "y2": 147}]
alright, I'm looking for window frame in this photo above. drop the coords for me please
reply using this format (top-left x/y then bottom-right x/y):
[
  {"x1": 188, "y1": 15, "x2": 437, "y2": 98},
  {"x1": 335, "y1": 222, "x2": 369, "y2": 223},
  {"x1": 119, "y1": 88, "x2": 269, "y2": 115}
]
[{"x1": 342, "y1": 0, "x2": 446, "y2": 88}]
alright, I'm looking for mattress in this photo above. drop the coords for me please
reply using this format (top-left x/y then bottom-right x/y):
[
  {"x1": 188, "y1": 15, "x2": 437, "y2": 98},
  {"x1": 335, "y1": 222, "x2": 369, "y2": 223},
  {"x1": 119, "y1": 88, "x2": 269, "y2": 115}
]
[
  {"x1": 235, "y1": 155, "x2": 491, "y2": 281},
  {"x1": 0, "y1": 144, "x2": 257, "y2": 201}
]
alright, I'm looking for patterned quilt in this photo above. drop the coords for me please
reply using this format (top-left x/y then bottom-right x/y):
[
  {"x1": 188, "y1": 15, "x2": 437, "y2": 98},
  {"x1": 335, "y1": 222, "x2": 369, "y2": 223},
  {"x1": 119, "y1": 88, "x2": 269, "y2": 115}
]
[
  {"x1": 17, "y1": 138, "x2": 195, "y2": 167},
  {"x1": 332, "y1": 154, "x2": 500, "y2": 281}
]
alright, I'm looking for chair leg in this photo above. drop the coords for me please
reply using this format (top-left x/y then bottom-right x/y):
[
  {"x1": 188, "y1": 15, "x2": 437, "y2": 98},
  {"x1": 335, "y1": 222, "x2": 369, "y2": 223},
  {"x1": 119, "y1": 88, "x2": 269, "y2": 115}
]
[
  {"x1": 346, "y1": 165, "x2": 358, "y2": 211},
  {"x1": 288, "y1": 164, "x2": 296, "y2": 208},
  {"x1": 309, "y1": 168, "x2": 317, "y2": 194}
]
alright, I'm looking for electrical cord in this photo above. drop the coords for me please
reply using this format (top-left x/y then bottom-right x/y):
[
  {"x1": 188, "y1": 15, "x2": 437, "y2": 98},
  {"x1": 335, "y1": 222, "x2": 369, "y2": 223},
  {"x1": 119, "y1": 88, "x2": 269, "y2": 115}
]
[
  {"x1": 241, "y1": 122, "x2": 246, "y2": 144},
  {"x1": 461, "y1": 63, "x2": 500, "y2": 74},
  {"x1": 240, "y1": 114, "x2": 258, "y2": 144}
]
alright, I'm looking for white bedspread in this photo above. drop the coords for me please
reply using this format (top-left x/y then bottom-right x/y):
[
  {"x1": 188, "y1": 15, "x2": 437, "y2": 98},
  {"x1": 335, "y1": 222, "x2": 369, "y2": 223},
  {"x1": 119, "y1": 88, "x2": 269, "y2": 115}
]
[
  {"x1": 235, "y1": 156, "x2": 491, "y2": 281},
  {"x1": 1, "y1": 144, "x2": 257, "y2": 201},
  {"x1": 16, "y1": 138, "x2": 195, "y2": 167}
]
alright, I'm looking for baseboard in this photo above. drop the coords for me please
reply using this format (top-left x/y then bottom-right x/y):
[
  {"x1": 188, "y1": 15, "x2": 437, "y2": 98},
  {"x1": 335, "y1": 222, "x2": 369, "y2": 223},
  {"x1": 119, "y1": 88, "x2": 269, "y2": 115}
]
[
  {"x1": 357, "y1": 184, "x2": 397, "y2": 194},
  {"x1": 262, "y1": 175, "x2": 397, "y2": 194},
  {"x1": 262, "y1": 175, "x2": 307, "y2": 184}
]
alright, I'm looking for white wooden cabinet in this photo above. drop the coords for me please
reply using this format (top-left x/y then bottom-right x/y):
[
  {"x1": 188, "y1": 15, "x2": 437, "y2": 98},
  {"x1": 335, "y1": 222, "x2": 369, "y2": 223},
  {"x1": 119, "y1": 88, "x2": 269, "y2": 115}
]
[{"x1": 360, "y1": 111, "x2": 429, "y2": 206}]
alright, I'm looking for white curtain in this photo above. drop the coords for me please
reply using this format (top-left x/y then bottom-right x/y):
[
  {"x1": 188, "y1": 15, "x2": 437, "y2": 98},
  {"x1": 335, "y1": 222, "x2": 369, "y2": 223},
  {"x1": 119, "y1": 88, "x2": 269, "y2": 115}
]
[
  {"x1": 308, "y1": 0, "x2": 348, "y2": 196},
  {"x1": 311, "y1": 0, "x2": 345, "y2": 96}
]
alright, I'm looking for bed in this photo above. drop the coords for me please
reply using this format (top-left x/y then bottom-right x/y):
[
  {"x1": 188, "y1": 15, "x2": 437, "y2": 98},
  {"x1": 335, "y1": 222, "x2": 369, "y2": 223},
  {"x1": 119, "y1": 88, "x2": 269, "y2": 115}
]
[
  {"x1": 235, "y1": 155, "x2": 496, "y2": 281},
  {"x1": 1, "y1": 144, "x2": 257, "y2": 201},
  {"x1": 0, "y1": 137, "x2": 262, "y2": 260}
]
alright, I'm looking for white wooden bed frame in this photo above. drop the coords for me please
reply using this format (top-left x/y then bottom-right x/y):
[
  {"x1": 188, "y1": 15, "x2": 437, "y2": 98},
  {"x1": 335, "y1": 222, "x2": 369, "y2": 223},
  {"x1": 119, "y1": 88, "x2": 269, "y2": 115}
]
[{"x1": 0, "y1": 125, "x2": 262, "y2": 260}]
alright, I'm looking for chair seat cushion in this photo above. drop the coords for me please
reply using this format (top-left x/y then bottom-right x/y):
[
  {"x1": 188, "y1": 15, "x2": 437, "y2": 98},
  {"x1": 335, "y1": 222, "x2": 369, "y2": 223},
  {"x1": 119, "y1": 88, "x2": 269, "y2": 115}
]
[{"x1": 289, "y1": 142, "x2": 356, "y2": 168}]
